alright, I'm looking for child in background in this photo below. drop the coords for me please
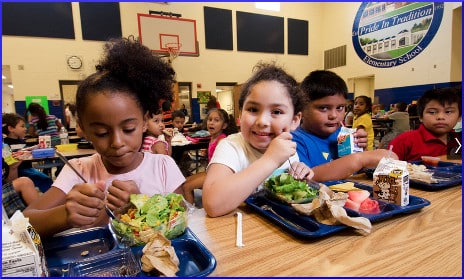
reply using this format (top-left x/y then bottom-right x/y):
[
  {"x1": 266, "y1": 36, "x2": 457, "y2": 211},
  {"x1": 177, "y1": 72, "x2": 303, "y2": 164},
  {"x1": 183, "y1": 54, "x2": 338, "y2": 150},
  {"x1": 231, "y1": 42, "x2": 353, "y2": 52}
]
[
  {"x1": 389, "y1": 87, "x2": 461, "y2": 161},
  {"x1": 26, "y1": 103, "x2": 63, "y2": 146},
  {"x1": 292, "y1": 70, "x2": 396, "y2": 182},
  {"x1": 344, "y1": 99, "x2": 354, "y2": 126},
  {"x1": 142, "y1": 109, "x2": 173, "y2": 156},
  {"x1": 377, "y1": 102, "x2": 410, "y2": 149},
  {"x1": 23, "y1": 38, "x2": 185, "y2": 237},
  {"x1": 180, "y1": 104, "x2": 189, "y2": 119},
  {"x1": 2, "y1": 158, "x2": 40, "y2": 218},
  {"x1": 2, "y1": 113, "x2": 53, "y2": 192},
  {"x1": 161, "y1": 100, "x2": 173, "y2": 128},
  {"x1": 171, "y1": 110, "x2": 186, "y2": 133},
  {"x1": 353, "y1": 95, "x2": 374, "y2": 150},
  {"x1": 202, "y1": 63, "x2": 314, "y2": 217},
  {"x1": 64, "y1": 103, "x2": 77, "y2": 131},
  {"x1": 371, "y1": 104, "x2": 380, "y2": 118},
  {"x1": 182, "y1": 108, "x2": 238, "y2": 205}
]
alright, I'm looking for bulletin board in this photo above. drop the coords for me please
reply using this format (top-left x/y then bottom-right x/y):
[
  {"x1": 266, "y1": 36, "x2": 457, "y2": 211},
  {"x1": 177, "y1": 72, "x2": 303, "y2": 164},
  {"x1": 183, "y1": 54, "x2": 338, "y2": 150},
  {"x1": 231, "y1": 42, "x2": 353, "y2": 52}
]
[
  {"x1": 138, "y1": 13, "x2": 199, "y2": 56},
  {"x1": 25, "y1": 96, "x2": 49, "y2": 114},
  {"x1": 197, "y1": 91, "x2": 211, "y2": 104}
]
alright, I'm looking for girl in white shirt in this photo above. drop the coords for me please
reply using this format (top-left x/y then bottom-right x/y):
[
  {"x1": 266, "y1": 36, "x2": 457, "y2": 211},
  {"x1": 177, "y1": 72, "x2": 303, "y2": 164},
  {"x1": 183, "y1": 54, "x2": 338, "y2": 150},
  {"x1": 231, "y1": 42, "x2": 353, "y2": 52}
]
[{"x1": 203, "y1": 63, "x2": 314, "y2": 217}]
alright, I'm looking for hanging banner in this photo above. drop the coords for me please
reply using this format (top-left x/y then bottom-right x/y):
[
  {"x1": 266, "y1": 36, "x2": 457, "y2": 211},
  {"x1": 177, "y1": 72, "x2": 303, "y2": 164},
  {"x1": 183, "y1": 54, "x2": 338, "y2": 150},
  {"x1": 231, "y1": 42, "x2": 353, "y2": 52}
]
[
  {"x1": 352, "y1": 2, "x2": 444, "y2": 68},
  {"x1": 25, "y1": 96, "x2": 49, "y2": 114}
]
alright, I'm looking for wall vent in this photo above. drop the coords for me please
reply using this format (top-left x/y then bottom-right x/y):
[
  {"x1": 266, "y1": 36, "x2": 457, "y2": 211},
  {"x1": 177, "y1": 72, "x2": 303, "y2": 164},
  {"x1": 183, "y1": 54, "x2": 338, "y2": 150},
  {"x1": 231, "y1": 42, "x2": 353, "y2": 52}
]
[{"x1": 324, "y1": 45, "x2": 346, "y2": 69}]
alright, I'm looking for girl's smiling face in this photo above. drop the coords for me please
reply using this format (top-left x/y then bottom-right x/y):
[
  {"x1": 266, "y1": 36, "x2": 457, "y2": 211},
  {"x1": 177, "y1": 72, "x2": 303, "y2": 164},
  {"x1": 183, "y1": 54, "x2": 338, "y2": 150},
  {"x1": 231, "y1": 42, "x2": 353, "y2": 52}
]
[
  {"x1": 240, "y1": 80, "x2": 301, "y2": 153},
  {"x1": 79, "y1": 91, "x2": 147, "y2": 174}
]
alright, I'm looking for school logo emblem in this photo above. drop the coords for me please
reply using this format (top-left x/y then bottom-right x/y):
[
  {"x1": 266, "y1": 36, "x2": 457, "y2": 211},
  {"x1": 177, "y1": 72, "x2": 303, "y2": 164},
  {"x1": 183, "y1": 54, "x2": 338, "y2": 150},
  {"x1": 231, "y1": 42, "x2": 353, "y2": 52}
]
[{"x1": 352, "y1": 2, "x2": 444, "y2": 68}]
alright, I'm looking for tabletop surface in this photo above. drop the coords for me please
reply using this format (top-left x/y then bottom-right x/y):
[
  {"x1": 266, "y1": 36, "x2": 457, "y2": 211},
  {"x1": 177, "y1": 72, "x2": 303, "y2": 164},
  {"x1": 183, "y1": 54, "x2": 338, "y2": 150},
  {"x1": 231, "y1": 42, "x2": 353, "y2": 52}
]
[
  {"x1": 22, "y1": 148, "x2": 96, "y2": 162},
  {"x1": 187, "y1": 172, "x2": 462, "y2": 276}
]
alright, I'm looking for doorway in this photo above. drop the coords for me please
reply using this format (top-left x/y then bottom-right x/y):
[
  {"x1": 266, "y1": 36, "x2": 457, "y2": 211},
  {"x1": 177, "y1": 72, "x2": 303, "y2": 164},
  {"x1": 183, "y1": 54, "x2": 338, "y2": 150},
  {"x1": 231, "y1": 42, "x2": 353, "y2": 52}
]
[
  {"x1": 347, "y1": 75, "x2": 375, "y2": 102},
  {"x1": 59, "y1": 80, "x2": 79, "y2": 105},
  {"x1": 216, "y1": 82, "x2": 236, "y2": 117},
  {"x1": 177, "y1": 82, "x2": 192, "y2": 122}
]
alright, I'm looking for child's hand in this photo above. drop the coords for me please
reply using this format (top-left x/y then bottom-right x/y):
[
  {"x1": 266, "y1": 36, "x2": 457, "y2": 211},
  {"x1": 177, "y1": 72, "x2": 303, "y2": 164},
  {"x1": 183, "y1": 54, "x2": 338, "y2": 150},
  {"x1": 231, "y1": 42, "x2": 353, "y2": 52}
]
[
  {"x1": 353, "y1": 128, "x2": 368, "y2": 148},
  {"x1": 106, "y1": 179, "x2": 141, "y2": 210},
  {"x1": 8, "y1": 158, "x2": 22, "y2": 169},
  {"x1": 163, "y1": 128, "x2": 174, "y2": 141},
  {"x1": 65, "y1": 181, "x2": 108, "y2": 229},
  {"x1": 265, "y1": 132, "x2": 297, "y2": 166},
  {"x1": 288, "y1": 161, "x2": 314, "y2": 181}
]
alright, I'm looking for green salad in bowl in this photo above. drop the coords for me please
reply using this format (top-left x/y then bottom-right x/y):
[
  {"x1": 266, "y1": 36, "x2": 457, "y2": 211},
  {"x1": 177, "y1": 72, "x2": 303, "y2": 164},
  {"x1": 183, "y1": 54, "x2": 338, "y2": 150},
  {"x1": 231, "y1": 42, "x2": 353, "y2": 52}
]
[
  {"x1": 110, "y1": 193, "x2": 189, "y2": 246},
  {"x1": 264, "y1": 173, "x2": 319, "y2": 204}
]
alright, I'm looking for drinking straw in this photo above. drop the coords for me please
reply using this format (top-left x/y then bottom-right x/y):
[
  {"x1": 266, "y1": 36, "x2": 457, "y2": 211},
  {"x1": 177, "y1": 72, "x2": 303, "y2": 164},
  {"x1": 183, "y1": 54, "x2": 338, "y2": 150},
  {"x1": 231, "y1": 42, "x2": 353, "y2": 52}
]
[
  {"x1": 235, "y1": 212, "x2": 245, "y2": 247},
  {"x1": 387, "y1": 145, "x2": 393, "y2": 159},
  {"x1": 56, "y1": 150, "x2": 87, "y2": 183}
]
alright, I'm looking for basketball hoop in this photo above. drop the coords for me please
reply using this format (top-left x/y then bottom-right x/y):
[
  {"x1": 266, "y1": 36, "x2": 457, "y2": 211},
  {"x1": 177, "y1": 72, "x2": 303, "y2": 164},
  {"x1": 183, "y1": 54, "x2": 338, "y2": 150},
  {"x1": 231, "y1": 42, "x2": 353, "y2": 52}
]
[{"x1": 166, "y1": 43, "x2": 182, "y2": 63}]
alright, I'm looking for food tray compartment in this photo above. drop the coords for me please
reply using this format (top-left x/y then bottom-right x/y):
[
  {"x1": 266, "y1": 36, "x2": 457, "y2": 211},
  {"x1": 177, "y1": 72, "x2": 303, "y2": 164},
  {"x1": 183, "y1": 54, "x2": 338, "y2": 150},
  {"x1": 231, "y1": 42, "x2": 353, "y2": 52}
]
[
  {"x1": 131, "y1": 228, "x2": 217, "y2": 277},
  {"x1": 43, "y1": 227, "x2": 118, "y2": 276},
  {"x1": 245, "y1": 180, "x2": 430, "y2": 239},
  {"x1": 68, "y1": 247, "x2": 141, "y2": 277},
  {"x1": 408, "y1": 161, "x2": 462, "y2": 190}
]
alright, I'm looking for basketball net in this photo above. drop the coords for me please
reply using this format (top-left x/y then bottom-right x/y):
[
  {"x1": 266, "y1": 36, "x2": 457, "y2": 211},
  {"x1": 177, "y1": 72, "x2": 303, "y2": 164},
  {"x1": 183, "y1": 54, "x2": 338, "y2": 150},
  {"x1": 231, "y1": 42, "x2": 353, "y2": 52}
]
[{"x1": 166, "y1": 43, "x2": 181, "y2": 64}]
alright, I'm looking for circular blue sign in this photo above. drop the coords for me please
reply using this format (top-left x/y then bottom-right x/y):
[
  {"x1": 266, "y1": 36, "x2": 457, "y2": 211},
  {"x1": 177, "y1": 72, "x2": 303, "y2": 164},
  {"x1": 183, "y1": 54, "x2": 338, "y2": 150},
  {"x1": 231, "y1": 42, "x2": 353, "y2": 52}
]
[{"x1": 352, "y1": 2, "x2": 444, "y2": 68}]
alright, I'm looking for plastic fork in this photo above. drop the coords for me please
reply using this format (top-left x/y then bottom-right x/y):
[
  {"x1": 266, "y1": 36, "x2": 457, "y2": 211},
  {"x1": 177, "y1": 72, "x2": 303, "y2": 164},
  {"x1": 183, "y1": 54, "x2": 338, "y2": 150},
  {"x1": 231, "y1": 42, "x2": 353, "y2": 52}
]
[{"x1": 260, "y1": 204, "x2": 305, "y2": 230}]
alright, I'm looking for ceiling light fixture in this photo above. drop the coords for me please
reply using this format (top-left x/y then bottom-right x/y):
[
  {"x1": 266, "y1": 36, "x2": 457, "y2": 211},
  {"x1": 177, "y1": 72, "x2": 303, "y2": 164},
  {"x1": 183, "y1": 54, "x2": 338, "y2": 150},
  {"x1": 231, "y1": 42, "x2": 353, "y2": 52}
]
[{"x1": 255, "y1": 2, "x2": 280, "y2": 12}]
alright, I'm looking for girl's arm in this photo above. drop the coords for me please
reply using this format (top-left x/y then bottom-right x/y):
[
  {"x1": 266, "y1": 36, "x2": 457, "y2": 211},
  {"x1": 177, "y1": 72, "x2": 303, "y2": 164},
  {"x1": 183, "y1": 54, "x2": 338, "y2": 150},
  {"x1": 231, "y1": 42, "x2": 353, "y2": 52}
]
[
  {"x1": 151, "y1": 141, "x2": 169, "y2": 155},
  {"x1": 163, "y1": 128, "x2": 173, "y2": 156},
  {"x1": 203, "y1": 156, "x2": 280, "y2": 217},
  {"x1": 203, "y1": 133, "x2": 296, "y2": 217},
  {"x1": 311, "y1": 149, "x2": 398, "y2": 181},
  {"x1": 23, "y1": 187, "x2": 72, "y2": 237},
  {"x1": 23, "y1": 182, "x2": 107, "y2": 238}
]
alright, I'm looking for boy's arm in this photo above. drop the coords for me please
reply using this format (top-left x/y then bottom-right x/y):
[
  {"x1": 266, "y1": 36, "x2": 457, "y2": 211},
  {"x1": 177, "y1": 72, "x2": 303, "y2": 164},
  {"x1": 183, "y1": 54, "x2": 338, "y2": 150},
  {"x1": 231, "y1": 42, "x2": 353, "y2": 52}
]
[
  {"x1": 311, "y1": 149, "x2": 398, "y2": 181},
  {"x1": 5, "y1": 161, "x2": 21, "y2": 182}
]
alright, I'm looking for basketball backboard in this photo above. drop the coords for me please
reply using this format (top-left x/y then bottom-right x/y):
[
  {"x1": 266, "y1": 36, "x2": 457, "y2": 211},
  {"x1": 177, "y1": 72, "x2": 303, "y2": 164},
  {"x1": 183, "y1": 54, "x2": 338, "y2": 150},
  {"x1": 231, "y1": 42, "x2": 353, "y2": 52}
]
[{"x1": 138, "y1": 13, "x2": 199, "y2": 56}]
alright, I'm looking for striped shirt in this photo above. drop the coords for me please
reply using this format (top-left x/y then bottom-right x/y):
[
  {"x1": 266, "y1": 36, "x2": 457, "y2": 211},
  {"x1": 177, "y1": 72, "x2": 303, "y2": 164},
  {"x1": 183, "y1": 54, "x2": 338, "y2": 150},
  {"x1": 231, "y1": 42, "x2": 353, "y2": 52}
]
[{"x1": 29, "y1": 115, "x2": 60, "y2": 137}]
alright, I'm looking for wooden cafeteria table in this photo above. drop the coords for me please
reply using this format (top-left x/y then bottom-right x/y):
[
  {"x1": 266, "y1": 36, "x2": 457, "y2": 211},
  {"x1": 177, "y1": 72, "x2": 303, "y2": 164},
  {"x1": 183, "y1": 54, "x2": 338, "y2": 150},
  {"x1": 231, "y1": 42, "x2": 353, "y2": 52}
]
[{"x1": 187, "y1": 174, "x2": 462, "y2": 276}]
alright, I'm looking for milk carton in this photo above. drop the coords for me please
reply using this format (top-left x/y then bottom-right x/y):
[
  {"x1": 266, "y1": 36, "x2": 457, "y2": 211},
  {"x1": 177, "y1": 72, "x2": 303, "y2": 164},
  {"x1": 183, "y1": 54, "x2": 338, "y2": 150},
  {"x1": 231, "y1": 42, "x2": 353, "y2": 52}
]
[
  {"x1": 373, "y1": 157, "x2": 409, "y2": 206},
  {"x1": 2, "y1": 211, "x2": 49, "y2": 277},
  {"x1": 337, "y1": 127, "x2": 363, "y2": 157}
]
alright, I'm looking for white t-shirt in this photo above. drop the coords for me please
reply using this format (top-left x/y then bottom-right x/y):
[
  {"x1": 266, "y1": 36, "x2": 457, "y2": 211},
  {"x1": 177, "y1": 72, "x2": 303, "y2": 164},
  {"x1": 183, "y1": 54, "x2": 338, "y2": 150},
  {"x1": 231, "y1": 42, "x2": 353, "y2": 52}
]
[
  {"x1": 65, "y1": 108, "x2": 77, "y2": 129},
  {"x1": 53, "y1": 153, "x2": 185, "y2": 195},
  {"x1": 208, "y1": 133, "x2": 299, "y2": 190}
]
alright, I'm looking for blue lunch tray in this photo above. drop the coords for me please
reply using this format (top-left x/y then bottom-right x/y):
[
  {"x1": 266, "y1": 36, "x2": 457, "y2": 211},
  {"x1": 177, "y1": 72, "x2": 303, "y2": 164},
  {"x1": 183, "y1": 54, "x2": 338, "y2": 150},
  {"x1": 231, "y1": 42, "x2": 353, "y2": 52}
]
[
  {"x1": 409, "y1": 161, "x2": 462, "y2": 190},
  {"x1": 42, "y1": 226, "x2": 216, "y2": 277},
  {"x1": 245, "y1": 180, "x2": 430, "y2": 239}
]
